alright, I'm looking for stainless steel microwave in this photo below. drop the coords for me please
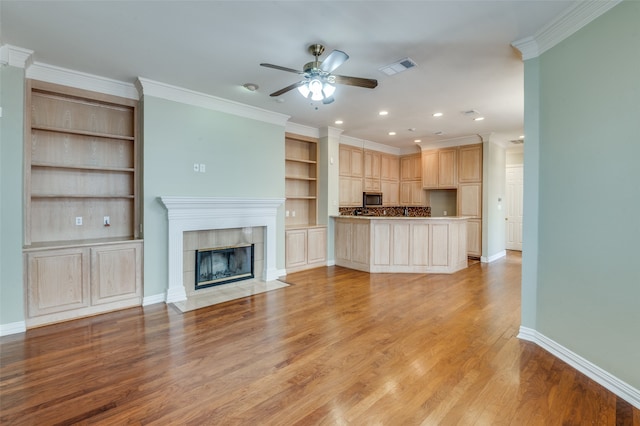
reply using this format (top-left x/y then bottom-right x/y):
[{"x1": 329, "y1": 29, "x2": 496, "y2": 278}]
[{"x1": 363, "y1": 192, "x2": 383, "y2": 207}]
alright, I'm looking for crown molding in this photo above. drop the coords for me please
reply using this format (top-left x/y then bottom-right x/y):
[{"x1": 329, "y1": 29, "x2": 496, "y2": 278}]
[
  {"x1": 417, "y1": 133, "x2": 487, "y2": 151},
  {"x1": 0, "y1": 44, "x2": 34, "y2": 68},
  {"x1": 25, "y1": 62, "x2": 139, "y2": 99},
  {"x1": 319, "y1": 126, "x2": 344, "y2": 140},
  {"x1": 137, "y1": 77, "x2": 290, "y2": 127},
  {"x1": 286, "y1": 122, "x2": 320, "y2": 138},
  {"x1": 512, "y1": 0, "x2": 622, "y2": 60}
]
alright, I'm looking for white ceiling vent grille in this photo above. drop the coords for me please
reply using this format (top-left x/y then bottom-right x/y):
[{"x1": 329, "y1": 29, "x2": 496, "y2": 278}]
[{"x1": 379, "y1": 57, "x2": 417, "y2": 76}]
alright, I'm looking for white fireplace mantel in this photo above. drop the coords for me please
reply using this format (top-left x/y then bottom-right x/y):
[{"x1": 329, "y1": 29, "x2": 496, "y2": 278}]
[{"x1": 159, "y1": 196, "x2": 285, "y2": 303}]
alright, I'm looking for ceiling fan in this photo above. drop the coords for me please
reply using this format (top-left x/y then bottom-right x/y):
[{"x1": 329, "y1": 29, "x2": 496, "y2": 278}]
[{"x1": 260, "y1": 44, "x2": 378, "y2": 104}]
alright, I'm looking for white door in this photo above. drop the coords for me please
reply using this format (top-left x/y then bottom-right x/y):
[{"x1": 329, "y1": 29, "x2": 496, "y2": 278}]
[{"x1": 505, "y1": 164, "x2": 523, "y2": 251}]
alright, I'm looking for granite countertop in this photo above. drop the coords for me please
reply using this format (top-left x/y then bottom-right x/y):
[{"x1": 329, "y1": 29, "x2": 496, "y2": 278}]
[{"x1": 332, "y1": 215, "x2": 470, "y2": 220}]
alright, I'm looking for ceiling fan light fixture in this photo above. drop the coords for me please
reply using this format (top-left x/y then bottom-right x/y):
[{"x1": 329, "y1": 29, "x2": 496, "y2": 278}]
[{"x1": 297, "y1": 84, "x2": 311, "y2": 98}]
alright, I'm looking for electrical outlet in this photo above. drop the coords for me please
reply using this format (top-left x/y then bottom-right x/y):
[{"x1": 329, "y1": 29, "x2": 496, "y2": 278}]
[
  {"x1": 75, "y1": 216, "x2": 83, "y2": 226},
  {"x1": 286, "y1": 210, "x2": 290, "y2": 217},
  {"x1": 200, "y1": 164, "x2": 206, "y2": 173},
  {"x1": 292, "y1": 210, "x2": 296, "y2": 217},
  {"x1": 103, "y1": 216, "x2": 110, "y2": 226}
]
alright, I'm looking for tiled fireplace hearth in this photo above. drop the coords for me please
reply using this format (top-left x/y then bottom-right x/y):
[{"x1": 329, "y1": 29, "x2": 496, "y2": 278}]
[{"x1": 159, "y1": 197, "x2": 285, "y2": 303}]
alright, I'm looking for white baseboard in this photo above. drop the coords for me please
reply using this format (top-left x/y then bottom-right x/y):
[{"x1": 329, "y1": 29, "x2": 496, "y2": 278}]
[
  {"x1": 142, "y1": 293, "x2": 166, "y2": 306},
  {"x1": 518, "y1": 326, "x2": 640, "y2": 409},
  {"x1": 481, "y1": 250, "x2": 506, "y2": 263},
  {"x1": 0, "y1": 321, "x2": 27, "y2": 336}
]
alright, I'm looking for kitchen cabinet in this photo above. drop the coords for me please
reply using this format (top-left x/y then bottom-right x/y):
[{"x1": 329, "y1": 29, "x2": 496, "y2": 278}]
[
  {"x1": 466, "y1": 218, "x2": 482, "y2": 257},
  {"x1": 285, "y1": 226, "x2": 327, "y2": 272},
  {"x1": 458, "y1": 183, "x2": 482, "y2": 218},
  {"x1": 401, "y1": 154, "x2": 422, "y2": 181},
  {"x1": 400, "y1": 181, "x2": 426, "y2": 206},
  {"x1": 339, "y1": 145, "x2": 364, "y2": 177},
  {"x1": 422, "y1": 148, "x2": 457, "y2": 189},
  {"x1": 381, "y1": 180, "x2": 399, "y2": 206},
  {"x1": 339, "y1": 176, "x2": 364, "y2": 207},
  {"x1": 458, "y1": 144, "x2": 483, "y2": 183},
  {"x1": 381, "y1": 154, "x2": 399, "y2": 181}
]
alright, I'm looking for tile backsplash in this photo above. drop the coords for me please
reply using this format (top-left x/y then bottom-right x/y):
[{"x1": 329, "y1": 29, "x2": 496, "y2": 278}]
[{"x1": 338, "y1": 206, "x2": 431, "y2": 217}]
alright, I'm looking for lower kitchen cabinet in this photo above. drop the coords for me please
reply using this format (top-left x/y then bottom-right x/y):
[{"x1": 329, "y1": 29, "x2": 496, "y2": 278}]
[
  {"x1": 285, "y1": 226, "x2": 327, "y2": 272},
  {"x1": 466, "y1": 219, "x2": 482, "y2": 257},
  {"x1": 24, "y1": 240, "x2": 143, "y2": 328}
]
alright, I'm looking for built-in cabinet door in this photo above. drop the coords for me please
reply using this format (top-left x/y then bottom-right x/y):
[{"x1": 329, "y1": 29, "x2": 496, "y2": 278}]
[
  {"x1": 421, "y1": 151, "x2": 439, "y2": 188},
  {"x1": 91, "y1": 242, "x2": 142, "y2": 306},
  {"x1": 340, "y1": 145, "x2": 364, "y2": 177},
  {"x1": 458, "y1": 144, "x2": 483, "y2": 183},
  {"x1": 364, "y1": 150, "x2": 381, "y2": 179},
  {"x1": 381, "y1": 180, "x2": 399, "y2": 206},
  {"x1": 285, "y1": 229, "x2": 307, "y2": 268},
  {"x1": 466, "y1": 218, "x2": 482, "y2": 257},
  {"x1": 26, "y1": 247, "x2": 90, "y2": 318},
  {"x1": 400, "y1": 181, "x2": 426, "y2": 206},
  {"x1": 307, "y1": 227, "x2": 327, "y2": 266},
  {"x1": 339, "y1": 176, "x2": 363, "y2": 207},
  {"x1": 458, "y1": 183, "x2": 482, "y2": 218},
  {"x1": 381, "y1": 154, "x2": 399, "y2": 181},
  {"x1": 438, "y1": 149, "x2": 457, "y2": 188}
]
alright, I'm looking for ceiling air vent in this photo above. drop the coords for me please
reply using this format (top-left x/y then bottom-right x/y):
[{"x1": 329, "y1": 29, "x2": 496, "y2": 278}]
[
  {"x1": 510, "y1": 139, "x2": 524, "y2": 145},
  {"x1": 379, "y1": 57, "x2": 417, "y2": 76}
]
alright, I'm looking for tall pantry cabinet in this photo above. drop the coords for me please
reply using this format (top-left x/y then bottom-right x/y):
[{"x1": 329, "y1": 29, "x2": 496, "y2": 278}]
[{"x1": 22, "y1": 80, "x2": 143, "y2": 328}]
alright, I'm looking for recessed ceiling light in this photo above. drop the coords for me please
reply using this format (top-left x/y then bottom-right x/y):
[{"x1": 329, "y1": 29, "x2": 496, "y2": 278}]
[
  {"x1": 388, "y1": 131, "x2": 396, "y2": 136},
  {"x1": 379, "y1": 111, "x2": 388, "y2": 116},
  {"x1": 335, "y1": 120, "x2": 343, "y2": 125},
  {"x1": 414, "y1": 139, "x2": 422, "y2": 143},
  {"x1": 242, "y1": 83, "x2": 259, "y2": 92},
  {"x1": 474, "y1": 117, "x2": 485, "y2": 121},
  {"x1": 433, "y1": 112, "x2": 443, "y2": 117},
  {"x1": 519, "y1": 135, "x2": 525, "y2": 139}
]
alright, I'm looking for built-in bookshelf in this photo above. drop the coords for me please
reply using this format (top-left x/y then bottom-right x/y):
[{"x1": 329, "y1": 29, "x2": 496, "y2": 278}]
[
  {"x1": 23, "y1": 80, "x2": 142, "y2": 328},
  {"x1": 285, "y1": 133, "x2": 318, "y2": 227}
]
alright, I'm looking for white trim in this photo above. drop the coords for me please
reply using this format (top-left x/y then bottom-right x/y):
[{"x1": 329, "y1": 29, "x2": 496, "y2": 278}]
[
  {"x1": 0, "y1": 321, "x2": 27, "y2": 336},
  {"x1": 25, "y1": 62, "x2": 139, "y2": 100},
  {"x1": 137, "y1": 78, "x2": 290, "y2": 126},
  {"x1": 481, "y1": 250, "x2": 506, "y2": 263},
  {"x1": 286, "y1": 122, "x2": 320, "y2": 138},
  {"x1": 518, "y1": 326, "x2": 640, "y2": 409},
  {"x1": 512, "y1": 0, "x2": 622, "y2": 60},
  {"x1": 158, "y1": 196, "x2": 285, "y2": 303},
  {"x1": 142, "y1": 293, "x2": 166, "y2": 306},
  {"x1": 340, "y1": 134, "x2": 402, "y2": 156},
  {"x1": 417, "y1": 133, "x2": 489, "y2": 151},
  {"x1": 0, "y1": 44, "x2": 33, "y2": 68}
]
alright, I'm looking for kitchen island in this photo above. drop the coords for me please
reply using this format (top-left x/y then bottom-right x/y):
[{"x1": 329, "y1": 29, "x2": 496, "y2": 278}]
[{"x1": 333, "y1": 216, "x2": 468, "y2": 274}]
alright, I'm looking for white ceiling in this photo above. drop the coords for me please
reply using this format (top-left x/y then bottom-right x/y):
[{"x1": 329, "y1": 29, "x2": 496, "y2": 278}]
[{"x1": 1, "y1": 1, "x2": 577, "y2": 150}]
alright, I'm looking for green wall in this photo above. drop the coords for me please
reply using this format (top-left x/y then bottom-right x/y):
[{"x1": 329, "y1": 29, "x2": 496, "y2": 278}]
[
  {"x1": 142, "y1": 96, "x2": 286, "y2": 299},
  {"x1": 0, "y1": 66, "x2": 25, "y2": 327},
  {"x1": 524, "y1": 1, "x2": 640, "y2": 388}
]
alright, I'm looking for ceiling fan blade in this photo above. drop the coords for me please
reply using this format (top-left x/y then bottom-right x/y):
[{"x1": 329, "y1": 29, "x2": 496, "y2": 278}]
[
  {"x1": 269, "y1": 81, "x2": 305, "y2": 97},
  {"x1": 333, "y1": 75, "x2": 378, "y2": 89},
  {"x1": 260, "y1": 63, "x2": 304, "y2": 74},
  {"x1": 319, "y1": 50, "x2": 349, "y2": 73}
]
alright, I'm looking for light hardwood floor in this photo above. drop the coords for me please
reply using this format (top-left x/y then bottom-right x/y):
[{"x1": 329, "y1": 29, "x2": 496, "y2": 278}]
[{"x1": 1, "y1": 251, "x2": 638, "y2": 424}]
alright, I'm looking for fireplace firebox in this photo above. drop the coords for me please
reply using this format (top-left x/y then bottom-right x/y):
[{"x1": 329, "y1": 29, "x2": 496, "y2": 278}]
[{"x1": 195, "y1": 244, "x2": 254, "y2": 290}]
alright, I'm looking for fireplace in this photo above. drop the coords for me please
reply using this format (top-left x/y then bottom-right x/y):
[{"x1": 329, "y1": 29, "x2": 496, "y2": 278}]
[
  {"x1": 195, "y1": 244, "x2": 254, "y2": 290},
  {"x1": 159, "y1": 196, "x2": 285, "y2": 303}
]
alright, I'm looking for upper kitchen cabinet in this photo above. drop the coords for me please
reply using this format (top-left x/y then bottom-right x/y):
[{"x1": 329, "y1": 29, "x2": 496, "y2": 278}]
[
  {"x1": 339, "y1": 144, "x2": 365, "y2": 207},
  {"x1": 422, "y1": 148, "x2": 457, "y2": 189},
  {"x1": 458, "y1": 144, "x2": 483, "y2": 183},
  {"x1": 364, "y1": 149, "x2": 381, "y2": 192}
]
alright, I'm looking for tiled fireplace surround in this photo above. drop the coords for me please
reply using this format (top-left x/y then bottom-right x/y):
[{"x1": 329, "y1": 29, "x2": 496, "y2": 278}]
[{"x1": 159, "y1": 197, "x2": 285, "y2": 303}]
